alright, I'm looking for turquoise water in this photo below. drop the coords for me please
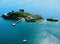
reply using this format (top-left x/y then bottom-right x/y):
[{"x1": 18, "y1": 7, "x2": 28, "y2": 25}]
[
  {"x1": 0, "y1": 0, "x2": 60, "y2": 44},
  {"x1": 0, "y1": 18, "x2": 60, "y2": 44}
]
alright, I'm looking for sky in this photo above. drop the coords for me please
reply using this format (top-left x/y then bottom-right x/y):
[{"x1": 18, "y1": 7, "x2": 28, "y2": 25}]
[
  {"x1": 0, "y1": 0, "x2": 60, "y2": 19},
  {"x1": 0, "y1": 0, "x2": 60, "y2": 8}
]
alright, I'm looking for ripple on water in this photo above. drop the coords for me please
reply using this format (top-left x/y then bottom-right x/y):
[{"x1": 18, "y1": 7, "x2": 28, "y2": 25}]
[{"x1": 40, "y1": 31, "x2": 60, "y2": 44}]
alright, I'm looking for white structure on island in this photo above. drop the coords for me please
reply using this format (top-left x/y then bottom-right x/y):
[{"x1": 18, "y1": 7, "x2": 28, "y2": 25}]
[
  {"x1": 21, "y1": 18, "x2": 25, "y2": 21},
  {"x1": 5, "y1": 13, "x2": 7, "y2": 15},
  {"x1": 4, "y1": 13, "x2": 8, "y2": 16},
  {"x1": 27, "y1": 16, "x2": 34, "y2": 19}
]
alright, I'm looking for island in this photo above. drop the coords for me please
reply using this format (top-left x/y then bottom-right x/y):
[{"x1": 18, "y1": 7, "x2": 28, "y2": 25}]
[
  {"x1": 46, "y1": 18, "x2": 58, "y2": 22},
  {"x1": 2, "y1": 9, "x2": 59, "y2": 23},
  {"x1": 2, "y1": 9, "x2": 44, "y2": 22}
]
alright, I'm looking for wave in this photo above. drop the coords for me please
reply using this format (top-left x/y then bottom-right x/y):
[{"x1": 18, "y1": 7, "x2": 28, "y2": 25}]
[
  {"x1": 41, "y1": 31, "x2": 60, "y2": 44},
  {"x1": 35, "y1": 31, "x2": 60, "y2": 44}
]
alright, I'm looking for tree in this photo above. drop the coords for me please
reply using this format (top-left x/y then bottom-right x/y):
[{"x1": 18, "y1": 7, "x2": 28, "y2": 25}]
[
  {"x1": 12, "y1": 10, "x2": 14, "y2": 12},
  {"x1": 19, "y1": 9, "x2": 24, "y2": 12}
]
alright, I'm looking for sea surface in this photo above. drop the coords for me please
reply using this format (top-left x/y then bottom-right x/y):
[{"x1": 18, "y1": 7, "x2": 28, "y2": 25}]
[{"x1": 0, "y1": 0, "x2": 60, "y2": 44}]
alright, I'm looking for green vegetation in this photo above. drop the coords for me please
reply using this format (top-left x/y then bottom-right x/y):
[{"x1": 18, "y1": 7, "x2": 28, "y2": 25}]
[
  {"x1": 2, "y1": 9, "x2": 43, "y2": 22},
  {"x1": 47, "y1": 18, "x2": 58, "y2": 22}
]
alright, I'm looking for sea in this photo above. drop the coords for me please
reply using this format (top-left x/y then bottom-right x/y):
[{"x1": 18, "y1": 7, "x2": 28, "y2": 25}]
[{"x1": 0, "y1": 0, "x2": 60, "y2": 44}]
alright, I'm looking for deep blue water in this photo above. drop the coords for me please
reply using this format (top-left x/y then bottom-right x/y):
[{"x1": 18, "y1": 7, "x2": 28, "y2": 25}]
[{"x1": 0, "y1": 0, "x2": 60, "y2": 44}]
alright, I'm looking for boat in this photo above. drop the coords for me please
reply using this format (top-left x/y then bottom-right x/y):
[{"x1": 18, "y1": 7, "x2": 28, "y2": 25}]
[
  {"x1": 22, "y1": 40, "x2": 27, "y2": 43},
  {"x1": 11, "y1": 23, "x2": 16, "y2": 26}
]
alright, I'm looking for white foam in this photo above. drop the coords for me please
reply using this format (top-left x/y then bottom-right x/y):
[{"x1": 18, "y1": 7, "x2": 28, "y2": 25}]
[{"x1": 40, "y1": 32, "x2": 60, "y2": 44}]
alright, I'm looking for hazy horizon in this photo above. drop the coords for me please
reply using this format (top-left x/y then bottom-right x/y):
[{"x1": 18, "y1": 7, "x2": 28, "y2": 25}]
[{"x1": 0, "y1": 0, "x2": 60, "y2": 19}]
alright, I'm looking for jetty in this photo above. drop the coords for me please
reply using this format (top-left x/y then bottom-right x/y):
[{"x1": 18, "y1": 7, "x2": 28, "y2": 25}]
[{"x1": 12, "y1": 19, "x2": 22, "y2": 26}]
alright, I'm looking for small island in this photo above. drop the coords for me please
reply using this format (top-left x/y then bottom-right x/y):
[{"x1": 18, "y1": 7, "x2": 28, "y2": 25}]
[
  {"x1": 2, "y1": 9, "x2": 44, "y2": 22},
  {"x1": 46, "y1": 18, "x2": 58, "y2": 22}
]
